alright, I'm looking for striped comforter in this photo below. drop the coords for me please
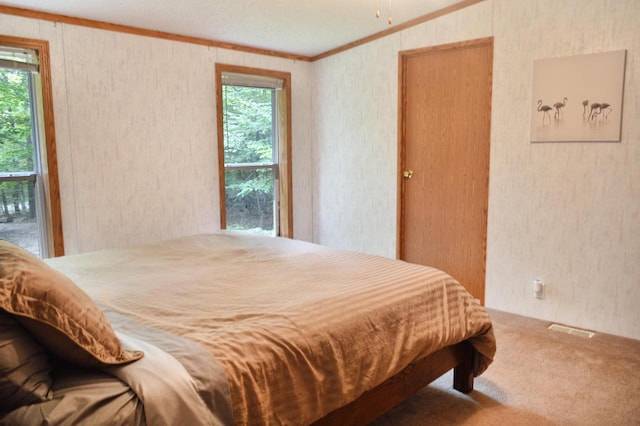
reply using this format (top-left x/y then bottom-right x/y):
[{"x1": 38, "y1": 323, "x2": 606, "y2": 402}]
[{"x1": 47, "y1": 231, "x2": 495, "y2": 425}]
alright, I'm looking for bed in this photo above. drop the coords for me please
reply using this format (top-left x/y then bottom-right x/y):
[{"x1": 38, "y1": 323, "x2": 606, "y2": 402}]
[{"x1": 0, "y1": 231, "x2": 495, "y2": 425}]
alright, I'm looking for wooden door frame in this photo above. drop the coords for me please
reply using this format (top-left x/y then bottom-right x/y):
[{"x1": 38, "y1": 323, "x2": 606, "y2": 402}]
[{"x1": 396, "y1": 37, "x2": 493, "y2": 260}]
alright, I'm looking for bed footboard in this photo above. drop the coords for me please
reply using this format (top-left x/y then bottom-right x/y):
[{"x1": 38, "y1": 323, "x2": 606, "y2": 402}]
[{"x1": 312, "y1": 340, "x2": 475, "y2": 426}]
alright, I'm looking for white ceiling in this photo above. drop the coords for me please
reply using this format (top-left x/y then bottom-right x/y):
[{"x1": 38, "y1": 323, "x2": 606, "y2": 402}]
[{"x1": 1, "y1": 0, "x2": 463, "y2": 58}]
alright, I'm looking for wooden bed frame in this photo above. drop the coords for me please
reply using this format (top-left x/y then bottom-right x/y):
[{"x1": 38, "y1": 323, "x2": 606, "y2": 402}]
[{"x1": 313, "y1": 340, "x2": 475, "y2": 425}]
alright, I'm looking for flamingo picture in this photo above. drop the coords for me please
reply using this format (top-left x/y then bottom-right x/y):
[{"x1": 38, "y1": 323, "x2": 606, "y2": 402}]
[
  {"x1": 531, "y1": 50, "x2": 625, "y2": 142},
  {"x1": 553, "y1": 97, "x2": 568, "y2": 120},
  {"x1": 537, "y1": 100, "x2": 553, "y2": 124}
]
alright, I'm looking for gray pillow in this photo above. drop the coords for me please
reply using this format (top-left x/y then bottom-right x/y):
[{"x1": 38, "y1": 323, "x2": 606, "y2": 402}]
[{"x1": 0, "y1": 310, "x2": 52, "y2": 411}]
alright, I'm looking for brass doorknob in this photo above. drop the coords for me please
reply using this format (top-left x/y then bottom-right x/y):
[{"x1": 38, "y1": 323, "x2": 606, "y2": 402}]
[{"x1": 403, "y1": 169, "x2": 414, "y2": 179}]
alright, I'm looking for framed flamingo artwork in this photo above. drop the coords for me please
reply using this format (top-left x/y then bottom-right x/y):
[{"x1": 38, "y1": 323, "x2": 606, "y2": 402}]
[{"x1": 530, "y1": 49, "x2": 626, "y2": 142}]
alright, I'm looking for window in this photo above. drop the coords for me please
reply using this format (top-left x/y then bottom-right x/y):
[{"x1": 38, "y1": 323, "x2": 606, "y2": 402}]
[
  {"x1": 0, "y1": 36, "x2": 63, "y2": 257},
  {"x1": 216, "y1": 65, "x2": 292, "y2": 237}
]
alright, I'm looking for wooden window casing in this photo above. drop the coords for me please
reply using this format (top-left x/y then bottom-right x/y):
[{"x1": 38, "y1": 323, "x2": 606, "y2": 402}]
[
  {"x1": 0, "y1": 34, "x2": 64, "y2": 256},
  {"x1": 215, "y1": 64, "x2": 293, "y2": 238}
]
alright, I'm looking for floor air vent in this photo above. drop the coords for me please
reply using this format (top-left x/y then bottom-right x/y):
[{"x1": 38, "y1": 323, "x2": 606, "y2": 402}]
[{"x1": 548, "y1": 324, "x2": 595, "y2": 338}]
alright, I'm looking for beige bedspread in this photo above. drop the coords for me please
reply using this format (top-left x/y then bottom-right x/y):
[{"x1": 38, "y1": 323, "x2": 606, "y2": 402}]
[{"x1": 46, "y1": 231, "x2": 495, "y2": 425}]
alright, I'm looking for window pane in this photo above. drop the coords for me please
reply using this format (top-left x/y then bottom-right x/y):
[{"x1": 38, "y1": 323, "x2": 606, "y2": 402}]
[
  {"x1": 222, "y1": 85, "x2": 274, "y2": 165},
  {"x1": 0, "y1": 68, "x2": 35, "y2": 173},
  {"x1": 225, "y1": 168, "x2": 275, "y2": 235},
  {"x1": 0, "y1": 179, "x2": 40, "y2": 257}
]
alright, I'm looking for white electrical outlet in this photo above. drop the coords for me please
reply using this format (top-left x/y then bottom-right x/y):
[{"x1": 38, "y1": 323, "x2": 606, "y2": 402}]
[{"x1": 533, "y1": 278, "x2": 545, "y2": 299}]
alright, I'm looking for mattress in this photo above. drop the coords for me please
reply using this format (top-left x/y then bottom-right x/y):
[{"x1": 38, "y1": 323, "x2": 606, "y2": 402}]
[{"x1": 40, "y1": 231, "x2": 496, "y2": 425}]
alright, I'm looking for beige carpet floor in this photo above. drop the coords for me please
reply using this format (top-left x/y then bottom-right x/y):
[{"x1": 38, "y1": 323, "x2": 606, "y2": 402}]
[{"x1": 370, "y1": 309, "x2": 640, "y2": 425}]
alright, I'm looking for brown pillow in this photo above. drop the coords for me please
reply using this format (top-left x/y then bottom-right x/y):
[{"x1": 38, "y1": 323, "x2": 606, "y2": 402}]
[
  {"x1": 0, "y1": 240, "x2": 143, "y2": 367},
  {"x1": 0, "y1": 310, "x2": 52, "y2": 411}
]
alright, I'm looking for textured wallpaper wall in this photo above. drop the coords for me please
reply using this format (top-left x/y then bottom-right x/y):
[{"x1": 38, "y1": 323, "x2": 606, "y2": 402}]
[
  {"x1": 487, "y1": 0, "x2": 639, "y2": 340},
  {"x1": 312, "y1": 35, "x2": 402, "y2": 258},
  {"x1": 0, "y1": 13, "x2": 314, "y2": 254},
  {"x1": 312, "y1": 0, "x2": 640, "y2": 340}
]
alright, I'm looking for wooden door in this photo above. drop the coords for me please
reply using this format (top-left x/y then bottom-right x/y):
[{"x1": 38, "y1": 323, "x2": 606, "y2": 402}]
[{"x1": 397, "y1": 38, "x2": 493, "y2": 303}]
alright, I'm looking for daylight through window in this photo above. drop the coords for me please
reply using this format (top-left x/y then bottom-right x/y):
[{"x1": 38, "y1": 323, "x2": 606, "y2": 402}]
[
  {"x1": 0, "y1": 44, "x2": 51, "y2": 257},
  {"x1": 216, "y1": 65, "x2": 292, "y2": 238}
]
